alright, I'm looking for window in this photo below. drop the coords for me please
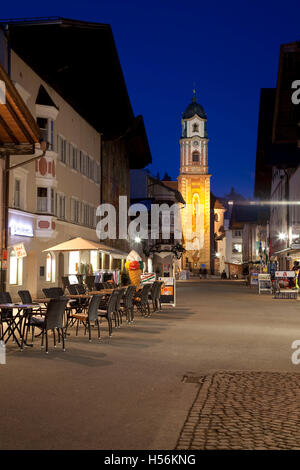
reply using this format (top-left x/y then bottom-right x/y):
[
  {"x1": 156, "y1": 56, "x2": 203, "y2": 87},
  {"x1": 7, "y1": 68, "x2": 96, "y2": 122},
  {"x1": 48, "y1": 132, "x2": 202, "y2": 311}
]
[
  {"x1": 86, "y1": 156, "x2": 91, "y2": 178},
  {"x1": 57, "y1": 135, "x2": 67, "y2": 163},
  {"x1": 37, "y1": 187, "x2": 48, "y2": 212},
  {"x1": 89, "y1": 159, "x2": 94, "y2": 180},
  {"x1": 192, "y1": 151, "x2": 199, "y2": 162},
  {"x1": 37, "y1": 118, "x2": 54, "y2": 150},
  {"x1": 9, "y1": 250, "x2": 23, "y2": 285},
  {"x1": 56, "y1": 193, "x2": 66, "y2": 220},
  {"x1": 80, "y1": 152, "x2": 88, "y2": 176},
  {"x1": 14, "y1": 179, "x2": 21, "y2": 208},
  {"x1": 192, "y1": 123, "x2": 199, "y2": 132},
  {"x1": 37, "y1": 187, "x2": 54, "y2": 214},
  {"x1": 90, "y1": 250, "x2": 98, "y2": 272},
  {"x1": 233, "y1": 230, "x2": 242, "y2": 237},
  {"x1": 214, "y1": 213, "x2": 219, "y2": 222},
  {"x1": 70, "y1": 144, "x2": 78, "y2": 170},
  {"x1": 46, "y1": 253, "x2": 55, "y2": 282},
  {"x1": 71, "y1": 198, "x2": 80, "y2": 223},
  {"x1": 69, "y1": 251, "x2": 80, "y2": 274},
  {"x1": 232, "y1": 243, "x2": 242, "y2": 254}
]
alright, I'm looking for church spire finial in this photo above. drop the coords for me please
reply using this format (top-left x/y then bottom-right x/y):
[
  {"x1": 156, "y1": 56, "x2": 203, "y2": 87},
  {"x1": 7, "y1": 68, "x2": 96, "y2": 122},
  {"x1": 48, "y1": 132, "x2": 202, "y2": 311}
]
[{"x1": 192, "y1": 84, "x2": 197, "y2": 103}]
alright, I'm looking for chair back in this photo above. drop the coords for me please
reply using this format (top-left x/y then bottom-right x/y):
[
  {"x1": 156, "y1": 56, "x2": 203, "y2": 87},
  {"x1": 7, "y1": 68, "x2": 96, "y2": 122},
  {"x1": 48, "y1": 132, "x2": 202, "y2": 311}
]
[
  {"x1": 156, "y1": 281, "x2": 164, "y2": 299},
  {"x1": 139, "y1": 284, "x2": 152, "y2": 303},
  {"x1": 45, "y1": 298, "x2": 68, "y2": 330},
  {"x1": 18, "y1": 290, "x2": 33, "y2": 304},
  {"x1": 106, "y1": 290, "x2": 119, "y2": 317},
  {"x1": 67, "y1": 284, "x2": 79, "y2": 295},
  {"x1": 124, "y1": 285, "x2": 136, "y2": 309},
  {"x1": 43, "y1": 288, "x2": 52, "y2": 298},
  {"x1": 85, "y1": 276, "x2": 95, "y2": 291},
  {"x1": 3, "y1": 292, "x2": 12, "y2": 303},
  {"x1": 51, "y1": 287, "x2": 65, "y2": 298},
  {"x1": 0, "y1": 292, "x2": 13, "y2": 319},
  {"x1": 94, "y1": 282, "x2": 104, "y2": 291},
  {"x1": 61, "y1": 276, "x2": 70, "y2": 289},
  {"x1": 115, "y1": 288, "x2": 126, "y2": 311},
  {"x1": 150, "y1": 281, "x2": 159, "y2": 300},
  {"x1": 87, "y1": 295, "x2": 103, "y2": 322},
  {"x1": 76, "y1": 284, "x2": 86, "y2": 295}
]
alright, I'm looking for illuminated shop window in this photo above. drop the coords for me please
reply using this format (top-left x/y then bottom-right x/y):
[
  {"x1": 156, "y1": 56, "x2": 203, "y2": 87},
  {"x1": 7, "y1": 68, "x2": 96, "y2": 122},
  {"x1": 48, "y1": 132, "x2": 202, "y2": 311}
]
[
  {"x1": 46, "y1": 253, "x2": 56, "y2": 282},
  {"x1": 90, "y1": 250, "x2": 98, "y2": 273},
  {"x1": 9, "y1": 250, "x2": 23, "y2": 285},
  {"x1": 69, "y1": 251, "x2": 80, "y2": 274}
]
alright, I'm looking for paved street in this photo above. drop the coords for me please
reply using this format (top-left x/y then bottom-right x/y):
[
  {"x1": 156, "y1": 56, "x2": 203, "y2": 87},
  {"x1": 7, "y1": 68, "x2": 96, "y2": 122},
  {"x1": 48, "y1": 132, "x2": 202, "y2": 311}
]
[{"x1": 1, "y1": 280, "x2": 300, "y2": 450}]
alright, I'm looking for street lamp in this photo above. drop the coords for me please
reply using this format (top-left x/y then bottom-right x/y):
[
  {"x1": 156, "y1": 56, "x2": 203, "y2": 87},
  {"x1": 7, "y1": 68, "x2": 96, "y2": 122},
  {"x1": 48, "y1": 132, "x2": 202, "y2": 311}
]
[{"x1": 278, "y1": 232, "x2": 287, "y2": 241}]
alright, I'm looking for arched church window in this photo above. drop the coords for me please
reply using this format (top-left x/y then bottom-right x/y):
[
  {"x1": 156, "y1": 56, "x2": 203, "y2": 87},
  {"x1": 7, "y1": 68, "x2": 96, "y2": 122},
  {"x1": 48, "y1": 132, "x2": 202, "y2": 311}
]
[
  {"x1": 214, "y1": 213, "x2": 219, "y2": 222},
  {"x1": 192, "y1": 123, "x2": 199, "y2": 132},
  {"x1": 192, "y1": 151, "x2": 199, "y2": 162}
]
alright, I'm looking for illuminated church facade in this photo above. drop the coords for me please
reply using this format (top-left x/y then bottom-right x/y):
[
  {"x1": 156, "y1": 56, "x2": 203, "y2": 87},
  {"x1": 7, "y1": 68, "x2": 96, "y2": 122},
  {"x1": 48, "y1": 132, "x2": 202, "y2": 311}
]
[
  {"x1": 164, "y1": 91, "x2": 226, "y2": 274},
  {"x1": 178, "y1": 91, "x2": 211, "y2": 271}
]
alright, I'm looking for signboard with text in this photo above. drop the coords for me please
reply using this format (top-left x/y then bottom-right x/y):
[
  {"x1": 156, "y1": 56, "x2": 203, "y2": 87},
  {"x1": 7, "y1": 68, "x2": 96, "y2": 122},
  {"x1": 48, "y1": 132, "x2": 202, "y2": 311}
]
[
  {"x1": 275, "y1": 271, "x2": 295, "y2": 278},
  {"x1": 159, "y1": 277, "x2": 176, "y2": 307},
  {"x1": 13, "y1": 243, "x2": 27, "y2": 259}
]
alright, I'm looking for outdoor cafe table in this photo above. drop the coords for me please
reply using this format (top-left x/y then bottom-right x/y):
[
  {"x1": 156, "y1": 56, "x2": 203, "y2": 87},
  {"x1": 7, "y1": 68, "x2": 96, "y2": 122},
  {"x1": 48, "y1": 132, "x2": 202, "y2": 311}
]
[{"x1": 0, "y1": 303, "x2": 43, "y2": 350}]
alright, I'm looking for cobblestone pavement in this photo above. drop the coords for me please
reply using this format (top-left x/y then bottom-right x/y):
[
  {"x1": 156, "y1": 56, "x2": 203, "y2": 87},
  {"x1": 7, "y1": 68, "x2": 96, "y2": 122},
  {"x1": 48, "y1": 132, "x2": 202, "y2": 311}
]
[{"x1": 176, "y1": 372, "x2": 300, "y2": 450}]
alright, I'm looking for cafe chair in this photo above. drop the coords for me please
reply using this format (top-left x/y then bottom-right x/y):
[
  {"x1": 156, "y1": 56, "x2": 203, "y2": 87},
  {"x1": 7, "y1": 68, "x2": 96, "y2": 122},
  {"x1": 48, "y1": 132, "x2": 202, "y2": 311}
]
[
  {"x1": 18, "y1": 290, "x2": 46, "y2": 313},
  {"x1": 133, "y1": 284, "x2": 152, "y2": 317},
  {"x1": 28, "y1": 298, "x2": 68, "y2": 353},
  {"x1": 85, "y1": 275, "x2": 95, "y2": 291},
  {"x1": 0, "y1": 292, "x2": 13, "y2": 340},
  {"x1": 66, "y1": 294, "x2": 103, "y2": 342},
  {"x1": 94, "y1": 282, "x2": 105, "y2": 291},
  {"x1": 120, "y1": 285, "x2": 136, "y2": 323},
  {"x1": 97, "y1": 290, "x2": 119, "y2": 338},
  {"x1": 115, "y1": 288, "x2": 126, "y2": 326}
]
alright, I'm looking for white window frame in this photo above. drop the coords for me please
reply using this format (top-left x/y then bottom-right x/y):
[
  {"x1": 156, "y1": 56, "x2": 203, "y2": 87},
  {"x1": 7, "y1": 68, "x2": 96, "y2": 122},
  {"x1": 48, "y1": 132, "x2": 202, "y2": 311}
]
[
  {"x1": 70, "y1": 197, "x2": 80, "y2": 224},
  {"x1": 57, "y1": 135, "x2": 67, "y2": 164}
]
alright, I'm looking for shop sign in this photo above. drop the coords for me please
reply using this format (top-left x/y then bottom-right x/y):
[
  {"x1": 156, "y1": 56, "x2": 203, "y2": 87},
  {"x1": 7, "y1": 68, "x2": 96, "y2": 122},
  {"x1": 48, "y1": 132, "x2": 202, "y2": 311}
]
[
  {"x1": 275, "y1": 271, "x2": 295, "y2": 278},
  {"x1": 141, "y1": 273, "x2": 156, "y2": 284},
  {"x1": 13, "y1": 243, "x2": 27, "y2": 259},
  {"x1": 159, "y1": 277, "x2": 176, "y2": 306},
  {"x1": 250, "y1": 272, "x2": 259, "y2": 285},
  {"x1": 9, "y1": 221, "x2": 34, "y2": 237}
]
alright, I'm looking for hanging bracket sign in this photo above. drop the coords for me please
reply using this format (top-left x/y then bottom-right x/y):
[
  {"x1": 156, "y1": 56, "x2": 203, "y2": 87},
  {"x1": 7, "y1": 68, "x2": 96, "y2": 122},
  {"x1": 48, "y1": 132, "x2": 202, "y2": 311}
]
[{"x1": 13, "y1": 243, "x2": 27, "y2": 259}]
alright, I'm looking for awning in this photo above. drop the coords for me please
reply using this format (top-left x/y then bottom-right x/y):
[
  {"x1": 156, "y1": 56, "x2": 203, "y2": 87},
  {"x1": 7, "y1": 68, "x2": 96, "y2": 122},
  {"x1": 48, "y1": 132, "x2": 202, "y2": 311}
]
[
  {"x1": 0, "y1": 62, "x2": 41, "y2": 154},
  {"x1": 43, "y1": 237, "x2": 128, "y2": 258},
  {"x1": 109, "y1": 247, "x2": 129, "y2": 259}
]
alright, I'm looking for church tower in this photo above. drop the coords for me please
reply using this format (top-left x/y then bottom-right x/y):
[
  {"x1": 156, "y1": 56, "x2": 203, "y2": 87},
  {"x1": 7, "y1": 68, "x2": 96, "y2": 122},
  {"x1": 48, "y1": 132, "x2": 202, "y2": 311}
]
[{"x1": 178, "y1": 90, "x2": 211, "y2": 272}]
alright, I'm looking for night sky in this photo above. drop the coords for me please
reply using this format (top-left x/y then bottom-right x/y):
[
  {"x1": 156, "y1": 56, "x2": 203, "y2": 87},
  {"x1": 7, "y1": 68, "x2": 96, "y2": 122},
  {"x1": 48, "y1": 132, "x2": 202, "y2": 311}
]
[{"x1": 1, "y1": 0, "x2": 300, "y2": 198}]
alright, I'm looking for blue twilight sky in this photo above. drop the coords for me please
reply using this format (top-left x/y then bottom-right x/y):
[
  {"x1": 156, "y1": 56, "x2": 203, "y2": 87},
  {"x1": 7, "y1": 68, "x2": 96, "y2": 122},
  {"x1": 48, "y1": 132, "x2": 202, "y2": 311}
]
[{"x1": 1, "y1": 0, "x2": 300, "y2": 198}]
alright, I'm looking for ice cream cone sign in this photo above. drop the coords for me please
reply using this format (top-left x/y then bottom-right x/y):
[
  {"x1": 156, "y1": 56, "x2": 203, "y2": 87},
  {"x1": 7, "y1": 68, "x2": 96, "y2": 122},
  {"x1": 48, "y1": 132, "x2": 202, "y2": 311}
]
[{"x1": 126, "y1": 250, "x2": 144, "y2": 286}]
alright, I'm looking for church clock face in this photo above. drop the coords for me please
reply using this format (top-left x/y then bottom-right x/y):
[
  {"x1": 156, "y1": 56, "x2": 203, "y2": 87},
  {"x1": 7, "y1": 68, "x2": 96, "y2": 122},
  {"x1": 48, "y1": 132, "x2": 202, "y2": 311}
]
[{"x1": 193, "y1": 140, "x2": 199, "y2": 147}]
